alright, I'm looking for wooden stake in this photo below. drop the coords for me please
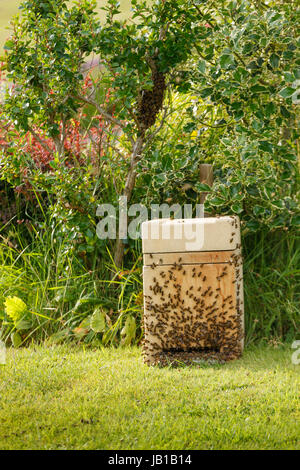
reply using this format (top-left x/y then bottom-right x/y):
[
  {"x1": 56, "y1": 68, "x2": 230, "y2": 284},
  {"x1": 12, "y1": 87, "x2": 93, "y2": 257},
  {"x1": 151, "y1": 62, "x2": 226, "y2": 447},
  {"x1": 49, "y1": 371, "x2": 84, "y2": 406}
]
[{"x1": 199, "y1": 164, "x2": 213, "y2": 205}]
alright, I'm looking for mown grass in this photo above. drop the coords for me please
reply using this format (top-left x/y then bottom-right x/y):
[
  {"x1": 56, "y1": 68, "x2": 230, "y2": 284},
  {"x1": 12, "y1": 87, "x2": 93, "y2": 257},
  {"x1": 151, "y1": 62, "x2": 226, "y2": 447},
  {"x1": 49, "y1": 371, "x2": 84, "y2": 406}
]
[{"x1": 0, "y1": 344, "x2": 299, "y2": 450}]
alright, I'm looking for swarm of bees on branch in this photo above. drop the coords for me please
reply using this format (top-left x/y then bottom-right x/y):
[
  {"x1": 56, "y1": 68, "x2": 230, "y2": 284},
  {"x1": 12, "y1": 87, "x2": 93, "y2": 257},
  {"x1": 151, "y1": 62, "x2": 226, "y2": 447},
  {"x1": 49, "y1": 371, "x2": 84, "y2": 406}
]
[
  {"x1": 142, "y1": 218, "x2": 244, "y2": 367},
  {"x1": 136, "y1": 59, "x2": 166, "y2": 131}
]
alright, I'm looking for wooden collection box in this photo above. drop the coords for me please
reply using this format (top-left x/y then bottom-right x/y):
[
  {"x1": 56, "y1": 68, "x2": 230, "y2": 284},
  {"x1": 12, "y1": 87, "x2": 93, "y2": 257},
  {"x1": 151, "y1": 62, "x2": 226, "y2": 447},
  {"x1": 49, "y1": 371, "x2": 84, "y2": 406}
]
[{"x1": 141, "y1": 216, "x2": 244, "y2": 366}]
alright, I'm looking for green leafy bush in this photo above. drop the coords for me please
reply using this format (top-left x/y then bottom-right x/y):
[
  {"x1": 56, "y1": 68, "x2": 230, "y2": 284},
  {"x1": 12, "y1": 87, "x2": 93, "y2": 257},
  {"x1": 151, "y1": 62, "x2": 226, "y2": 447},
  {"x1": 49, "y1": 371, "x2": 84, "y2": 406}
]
[{"x1": 191, "y1": 1, "x2": 299, "y2": 231}]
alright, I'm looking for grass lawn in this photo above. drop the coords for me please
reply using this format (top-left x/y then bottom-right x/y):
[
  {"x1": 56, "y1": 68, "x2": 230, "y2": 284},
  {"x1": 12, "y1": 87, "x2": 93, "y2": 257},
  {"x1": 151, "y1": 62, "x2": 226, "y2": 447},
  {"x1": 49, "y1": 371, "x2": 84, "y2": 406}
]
[{"x1": 0, "y1": 344, "x2": 299, "y2": 450}]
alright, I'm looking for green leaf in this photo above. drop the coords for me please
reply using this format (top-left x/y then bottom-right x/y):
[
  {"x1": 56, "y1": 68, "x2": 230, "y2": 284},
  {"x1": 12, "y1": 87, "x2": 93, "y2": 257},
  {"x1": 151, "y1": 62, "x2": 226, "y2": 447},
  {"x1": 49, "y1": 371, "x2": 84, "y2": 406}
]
[
  {"x1": 154, "y1": 173, "x2": 167, "y2": 184},
  {"x1": 15, "y1": 319, "x2": 32, "y2": 331},
  {"x1": 259, "y1": 141, "x2": 273, "y2": 153},
  {"x1": 279, "y1": 87, "x2": 295, "y2": 98},
  {"x1": 283, "y1": 72, "x2": 294, "y2": 83},
  {"x1": 209, "y1": 197, "x2": 225, "y2": 206},
  {"x1": 246, "y1": 220, "x2": 260, "y2": 231},
  {"x1": 46, "y1": 329, "x2": 71, "y2": 345},
  {"x1": 265, "y1": 102, "x2": 275, "y2": 117},
  {"x1": 252, "y1": 120, "x2": 262, "y2": 131},
  {"x1": 4, "y1": 297, "x2": 28, "y2": 324},
  {"x1": 231, "y1": 203, "x2": 243, "y2": 214},
  {"x1": 200, "y1": 87, "x2": 213, "y2": 98},
  {"x1": 90, "y1": 308, "x2": 106, "y2": 333},
  {"x1": 280, "y1": 106, "x2": 290, "y2": 118},
  {"x1": 290, "y1": 215, "x2": 300, "y2": 226},
  {"x1": 49, "y1": 160, "x2": 58, "y2": 169},
  {"x1": 282, "y1": 153, "x2": 297, "y2": 161},
  {"x1": 198, "y1": 60, "x2": 206, "y2": 74},
  {"x1": 183, "y1": 121, "x2": 197, "y2": 132},
  {"x1": 269, "y1": 54, "x2": 279, "y2": 69},
  {"x1": 4, "y1": 40, "x2": 14, "y2": 51},
  {"x1": 11, "y1": 332, "x2": 22, "y2": 348},
  {"x1": 253, "y1": 205, "x2": 265, "y2": 216},
  {"x1": 121, "y1": 316, "x2": 136, "y2": 346},
  {"x1": 73, "y1": 296, "x2": 103, "y2": 312},
  {"x1": 220, "y1": 54, "x2": 234, "y2": 69},
  {"x1": 250, "y1": 85, "x2": 267, "y2": 93},
  {"x1": 234, "y1": 109, "x2": 244, "y2": 121},
  {"x1": 195, "y1": 183, "x2": 212, "y2": 192}
]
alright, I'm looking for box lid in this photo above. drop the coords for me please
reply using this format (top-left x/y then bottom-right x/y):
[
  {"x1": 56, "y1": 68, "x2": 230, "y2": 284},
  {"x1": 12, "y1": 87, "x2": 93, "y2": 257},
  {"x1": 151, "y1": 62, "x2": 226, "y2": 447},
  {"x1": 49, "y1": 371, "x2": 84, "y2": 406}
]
[{"x1": 141, "y1": 216, "x2": 240, "y2": 253}]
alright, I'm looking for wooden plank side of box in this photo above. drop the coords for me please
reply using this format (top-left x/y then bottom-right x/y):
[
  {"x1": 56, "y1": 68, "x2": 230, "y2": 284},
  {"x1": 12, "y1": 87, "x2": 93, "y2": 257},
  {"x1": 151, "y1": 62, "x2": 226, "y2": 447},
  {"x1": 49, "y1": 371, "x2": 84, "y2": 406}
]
[
  {"x1": 144, "y1": 251, "x2": 234, "y2": 266},
  {"x1": 142, "y1": 262, "x2": 242, "y2": 364}
]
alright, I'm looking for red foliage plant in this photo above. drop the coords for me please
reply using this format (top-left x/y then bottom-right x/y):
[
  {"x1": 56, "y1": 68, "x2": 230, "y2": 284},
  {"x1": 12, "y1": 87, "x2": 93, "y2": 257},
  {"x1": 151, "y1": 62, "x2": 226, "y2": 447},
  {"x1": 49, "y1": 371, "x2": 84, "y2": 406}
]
[
  {"x1": 0, "y1": 67, "x2": 117, "y2": 226},
  {"x1": 0, "y1": 70, "x2": 113, "y2": 178}
]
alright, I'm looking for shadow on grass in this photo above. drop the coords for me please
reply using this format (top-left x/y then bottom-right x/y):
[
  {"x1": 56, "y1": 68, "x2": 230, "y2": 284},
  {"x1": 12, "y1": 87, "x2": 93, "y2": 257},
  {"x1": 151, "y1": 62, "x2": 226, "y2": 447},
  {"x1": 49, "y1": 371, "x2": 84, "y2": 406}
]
[{"x1": 153, "y1": 343, "x2": 295, "y2": 372}]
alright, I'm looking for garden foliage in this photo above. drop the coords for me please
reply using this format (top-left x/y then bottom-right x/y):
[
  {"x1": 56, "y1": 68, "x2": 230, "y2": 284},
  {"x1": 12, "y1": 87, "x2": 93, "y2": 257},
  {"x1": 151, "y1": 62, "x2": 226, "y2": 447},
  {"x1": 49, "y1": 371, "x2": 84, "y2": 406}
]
[{"x1": 0, "y1": 0, "x2": 299, "y2": 346}]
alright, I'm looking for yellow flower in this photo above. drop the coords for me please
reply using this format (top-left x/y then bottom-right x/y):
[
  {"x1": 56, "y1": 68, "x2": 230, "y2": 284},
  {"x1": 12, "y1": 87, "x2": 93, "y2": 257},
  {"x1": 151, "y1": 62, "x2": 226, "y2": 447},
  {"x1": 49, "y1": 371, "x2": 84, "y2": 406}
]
[{"x1": 4, "y1": 296, "x2": 28, "y2": 324}]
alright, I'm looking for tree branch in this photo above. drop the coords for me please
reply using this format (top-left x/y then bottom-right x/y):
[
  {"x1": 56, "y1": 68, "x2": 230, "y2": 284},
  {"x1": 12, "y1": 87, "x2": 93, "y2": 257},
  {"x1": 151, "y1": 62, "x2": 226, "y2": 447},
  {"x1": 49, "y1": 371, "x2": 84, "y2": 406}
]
[
  {"x1": 142, "y1": 105, "x2": 169, "y2": 150},
  {"x1": 27, "y1": 125, "x2": 53, "y2": 154},
  {"x1": 191, "y1": 1, "x2": 215, "y2": 29},
  {"x1": 75, "y1": 94, "x2": 134, "y2": 144}
]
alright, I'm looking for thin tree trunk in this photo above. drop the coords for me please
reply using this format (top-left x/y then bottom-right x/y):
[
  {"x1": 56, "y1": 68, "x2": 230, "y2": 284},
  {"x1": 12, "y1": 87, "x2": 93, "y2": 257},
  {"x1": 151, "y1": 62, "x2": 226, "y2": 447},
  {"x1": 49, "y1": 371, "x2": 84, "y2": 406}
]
[{"x1": 113, "y1": 134, "x2": 145, "y2": 269}]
